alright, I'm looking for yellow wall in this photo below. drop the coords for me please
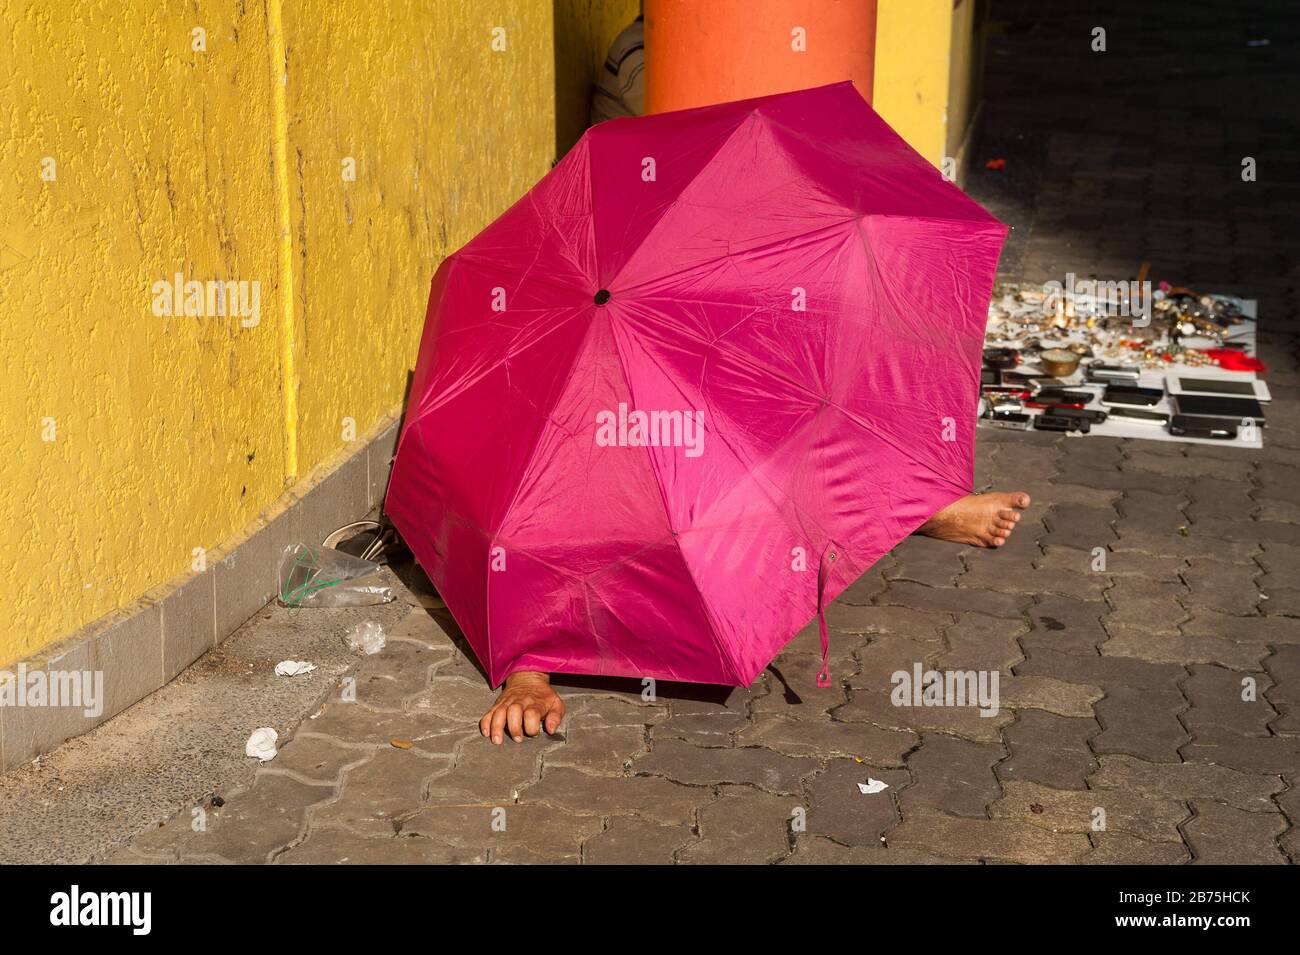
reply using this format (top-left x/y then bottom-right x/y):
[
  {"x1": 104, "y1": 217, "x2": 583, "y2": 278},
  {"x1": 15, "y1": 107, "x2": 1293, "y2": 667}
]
[
  {"x1": 0, "y1": 0, "x2": 556, "y2": 667},
  {"x1": 872, "y1": 0, "x2": 956, "y2": 168}
]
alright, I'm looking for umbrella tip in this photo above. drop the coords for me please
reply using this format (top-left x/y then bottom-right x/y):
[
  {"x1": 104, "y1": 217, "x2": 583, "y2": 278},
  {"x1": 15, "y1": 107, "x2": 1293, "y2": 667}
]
[{"x1": 594, "y1": 289, "x2": 611, "y2": 306}]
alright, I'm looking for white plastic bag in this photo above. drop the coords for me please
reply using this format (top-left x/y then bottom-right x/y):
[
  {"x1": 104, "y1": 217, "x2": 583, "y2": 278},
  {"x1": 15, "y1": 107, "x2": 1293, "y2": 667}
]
[
  {"x1": 343, "y1": 621, "x2": 386, "y2": 655},
  {"x1": 277, "y1": 543, "x2": 394, "y2": 608}
]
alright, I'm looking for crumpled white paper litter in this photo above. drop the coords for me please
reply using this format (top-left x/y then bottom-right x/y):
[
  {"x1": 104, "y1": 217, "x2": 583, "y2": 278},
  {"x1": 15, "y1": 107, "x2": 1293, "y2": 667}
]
[
  {"x1": 245, "y1": 727, "x2": 279, "y2": 762},
  {"x1": 857, "y1": 778, "x2": 890, "y2": 795},
  {"x1": 274, "y1": 660, "x2": 317, "y2": 676}
]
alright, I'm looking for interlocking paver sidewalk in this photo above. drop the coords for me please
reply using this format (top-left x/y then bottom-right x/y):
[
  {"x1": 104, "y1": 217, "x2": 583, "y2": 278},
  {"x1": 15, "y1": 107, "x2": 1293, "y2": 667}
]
[{"x1": 99, "y1": 0, "x2": 1300, "y2": 863}]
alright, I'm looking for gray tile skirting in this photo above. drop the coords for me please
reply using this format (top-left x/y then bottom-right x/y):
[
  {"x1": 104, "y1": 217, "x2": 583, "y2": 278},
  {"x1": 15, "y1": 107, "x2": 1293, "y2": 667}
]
[{"x1": 0, "y1": 415, "x2": 403, "y2": 772}]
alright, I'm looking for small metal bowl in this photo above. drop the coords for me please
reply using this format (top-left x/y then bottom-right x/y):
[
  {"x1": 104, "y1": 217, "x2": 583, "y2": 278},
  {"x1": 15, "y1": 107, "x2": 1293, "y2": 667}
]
[{"x1": 1040, "y1": 348, "x2": 1081, "y2": 377}]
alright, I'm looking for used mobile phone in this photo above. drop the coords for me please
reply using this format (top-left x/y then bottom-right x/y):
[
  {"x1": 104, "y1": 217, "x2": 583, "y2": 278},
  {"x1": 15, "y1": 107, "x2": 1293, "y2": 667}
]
[
  {"x1": 1027, "y1": 389, "x2": 1093, "y2": 409},
  {"x1": 1103, "y1": 385, "x2": 1163, "y2": 406},
  {"x1": 1045, "y1": 406, "x2": 1108, "y2": 424},
  {"x1": 1173, "y1": 394, "x2": 1265, "y2": 426},
  {"x1": 1086, "y1": 362, "x2": 1140, "y2": 383},
  {"x1": 1107, "y1": 406, "x2": 1170, "y2": 424},
  {"x1": 1169, "y1": 414, "x2": 1237, "y2": 440},
  {"x1": 1035, "y1": 413, "x2": 1090, "y2": 433},
  {"x1": 990, "y1": 411, "x2": 1033, "y2": 430}
]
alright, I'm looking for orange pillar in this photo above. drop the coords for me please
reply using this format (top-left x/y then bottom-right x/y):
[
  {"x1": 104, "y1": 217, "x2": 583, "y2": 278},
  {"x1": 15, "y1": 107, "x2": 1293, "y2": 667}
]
[{"x1": 645, "y1": 0, "x2": 877, "y2": 114}]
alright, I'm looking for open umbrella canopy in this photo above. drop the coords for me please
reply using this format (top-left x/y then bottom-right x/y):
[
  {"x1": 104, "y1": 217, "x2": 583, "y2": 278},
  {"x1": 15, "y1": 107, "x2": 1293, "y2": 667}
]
[{"x1": 386, "y1": 82, "x2": 1006, "y2": 688}]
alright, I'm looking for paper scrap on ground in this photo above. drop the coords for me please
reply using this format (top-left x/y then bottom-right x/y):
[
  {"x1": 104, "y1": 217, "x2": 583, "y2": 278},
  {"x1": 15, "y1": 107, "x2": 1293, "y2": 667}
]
[
  {"x1": 858, "y1": 778, "x2": 890, "y2": 795},
  {"x1": 275, "y1": 660, "x2": 317, "y2": 676},
  {"x1": 245, "y1": 727, "x2": 279, "y2": 762},
  {"x1": 343, "y1": 620, "x2": 386, "y2": 655}
]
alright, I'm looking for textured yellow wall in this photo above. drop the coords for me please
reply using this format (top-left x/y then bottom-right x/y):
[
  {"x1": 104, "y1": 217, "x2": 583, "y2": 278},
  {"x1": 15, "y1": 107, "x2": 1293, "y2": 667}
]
[
  {"x1": 872, "y1": 0, "x2": 953, "y2": 168},
  {"x1": 0, "y1": 0, "x2": 555, "y2": 666}
]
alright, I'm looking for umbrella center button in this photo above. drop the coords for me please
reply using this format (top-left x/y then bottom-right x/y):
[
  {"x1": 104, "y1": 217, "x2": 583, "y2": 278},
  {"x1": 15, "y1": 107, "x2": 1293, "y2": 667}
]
[{"x1": 594, "y1": 289, "x2": 611, "y2": 306}]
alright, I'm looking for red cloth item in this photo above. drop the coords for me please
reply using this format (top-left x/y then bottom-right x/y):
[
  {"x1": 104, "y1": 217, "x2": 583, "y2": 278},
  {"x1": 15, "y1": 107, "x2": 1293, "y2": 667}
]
[{"x1": 1205, "y1": 349, "x2": 1267, "y2": 373}]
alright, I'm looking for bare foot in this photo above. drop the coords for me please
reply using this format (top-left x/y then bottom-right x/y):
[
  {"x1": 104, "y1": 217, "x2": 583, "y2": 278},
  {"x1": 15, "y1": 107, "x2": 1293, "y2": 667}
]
[
  {"x1": 479, "y1": 671, "x2": 565, "y2": 744},
  {"x1": 916, "y1": 491, "x2": 1031, "y2": 548}
]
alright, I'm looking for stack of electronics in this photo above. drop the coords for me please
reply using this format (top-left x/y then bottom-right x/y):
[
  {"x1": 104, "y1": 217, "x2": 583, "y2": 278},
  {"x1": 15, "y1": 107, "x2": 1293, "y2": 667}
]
[{"x1": 979, "y1": 349, "x2": 1267, "y2": 447}]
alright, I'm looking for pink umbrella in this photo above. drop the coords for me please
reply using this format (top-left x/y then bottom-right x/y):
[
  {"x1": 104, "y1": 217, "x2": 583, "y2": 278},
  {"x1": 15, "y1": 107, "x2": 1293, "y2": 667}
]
[{"x1": 386, "y1": 82, "x2": 1006, "y2": 688}]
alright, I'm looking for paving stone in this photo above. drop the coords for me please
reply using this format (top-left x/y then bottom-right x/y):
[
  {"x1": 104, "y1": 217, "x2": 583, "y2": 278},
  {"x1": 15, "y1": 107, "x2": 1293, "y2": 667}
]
[
  {"x1": 582, "y1": 815, "x2": 695, "y2": 865},
  {"x1": 184, "y1": 774, "x2": 335, "y2": 863},
  {"x1": 885, "y1": 535, "x2": 965, "y2": 588},
  {"x1": 425, "y1": 735, "x2": 557, "y2": 805},
  {"x1": 349, "y1": 639, "x2": 446, "y2": 711},
  {"x1": 1092, "y1": 684, "x2": 1189, "y2": 762},
  {"x1": 1103, "y1": 578, "x2": 1188, "y2": 635},
  {"x1": 1264, "y1": 646, "x2": 1300, "y2": 704},
  {"x1": 934, "y1": 612, "x2": 1026, "y2": 672},
  {"x1": 565, "y1": 695, "x2": 668, "y2": 728},
  {"x1": 991, "y1": 780, "x2": 1187, "y2": 843},
  {"x1": 1113, "y1": 489, "x2": 1190, "y2": 537},
  {"x1": 888, "y1": 809, "x2": 1091, "y2": 864},
  {"x1": 409, "y1": 678, "x2": 499, "y2": 726},
  {"x1": 960, "y1": 558, "x2": 1106, "y2": 601},
  {"x1": 1181, "y1": 559, "x2": 1265, "y2": 615},
  {"x1": 785, "y1": 835, "x2": 963, "y2": 864},
  {"x1": 1182, "y1": 664, "x2": 1276, "y2": 737},
  {"x1": 294, "y1": 700, "x2": 467, "y2": 753},
  {"x1": 678, "y1": 786, "x2": 795, "y2": 864},
  {"x1": 650, "y1": 710, "x2": 746, "y2": 745},
  {"x1": 1268, "y1": 703, "x2": 1300, "y2": 736},
  {"x1": 1257, "y1": 542, "x2": 1300, "y2": 580},
  {"x1": 275, "y1": 829, "x2": 483, "y2": 864},
  {"x1": 836, "y1": 683, "x2": 1012, "y2": 743},
  {"x1": 633, "y1": 739, "x2": 818, "y2": 794},
  {"x1": 519, "y1": 766, "x2": 708, "y2": 826},
  {"x1": 803, "y1": 760, "x2": 907, "y2": 847},
  {"x1": 1192, "y1": 517, "x2": 1300, "y2": 546},
  {"x1": 877, "y1": 580, "x2": 1030, "y2": 618},
  {"x1": 1260, "y1": 588, "x2": 1300, "y2": 616},
  {"x1": 852, "y1": 633, "x2": 948, "y2": 689},
  {"x1": 1022, "y1": 482, "x2": 1121, "y2": 510},
  {"x1": 308, "y1": 749, "x2": 449, "y2": 835},
  {"x1": 1020, "y1": 594, "x2": 1109, "y2": 655},
  {"x1": 1043, "y1": 504, "x2": 1119, "y2": 549},
  {"x1": 542, "y1": 725, "x2": 646, "y2": 773},
  {"x1": 1088, "y1": 754, "x2": 1282, "y2": 813},
  {"x1": 1180, "y1": 726, "x2": 1300, "y2": 775},
  {"x1": 402, "y1": 803, "x2": 604, "y2": 862},
  {"x1": 1102, "y1": 624, "x2": 1268, "y2": 670},
  {"x1": 1182, "y1": 802, "x2": 1289, "y2": 864},
  {"x1": 735, "y1": 715, "x2": 917, "y2": 764},
  {"x1": 837, "y1": 565, "x2": 891, "y2": 605},
  {"x1": 998, "y1": 710, "x2": 1098, "y2": 789},
  {"x1": 1257, "y1": 499, "x2": 1300, "y2": 525},
  {"x1": 1000, "y1": 675, "x2": 1103, "y2": 718},
  {"x1": 259, "y1": 734, "x2": 371, "y2": 785},
  {"x1": 902, "y1": 735, "x2": 1004, "y2": 817},
  {"x1": 1183, "y1": 476, "x2": 1259, "y2": 522},
  {"x1": 1112, "y1": 526, "x2": 1261, "y2": 563},
  {"x1": 1039, "y1": 545, "x2": 1187, "y2": 582},
  {"x1": 1181, "y1": 608, "x2": 1300, "y2": 646},
  {"x1": 1079, "y1": 832, "x2": 1191, "y2": 864},
  {"x1": 1123, "y1": 451, "x2": 1253, "y2": 482},
  {"x1": 1062, "y1": 464, "x2": 1178, "y2": 494}
]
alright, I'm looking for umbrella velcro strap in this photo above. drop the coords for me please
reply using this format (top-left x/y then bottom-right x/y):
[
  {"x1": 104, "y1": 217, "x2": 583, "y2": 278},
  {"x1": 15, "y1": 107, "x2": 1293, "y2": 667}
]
[{"x1": 815, "y1": 546, "x2": 839, "y2": 688}]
